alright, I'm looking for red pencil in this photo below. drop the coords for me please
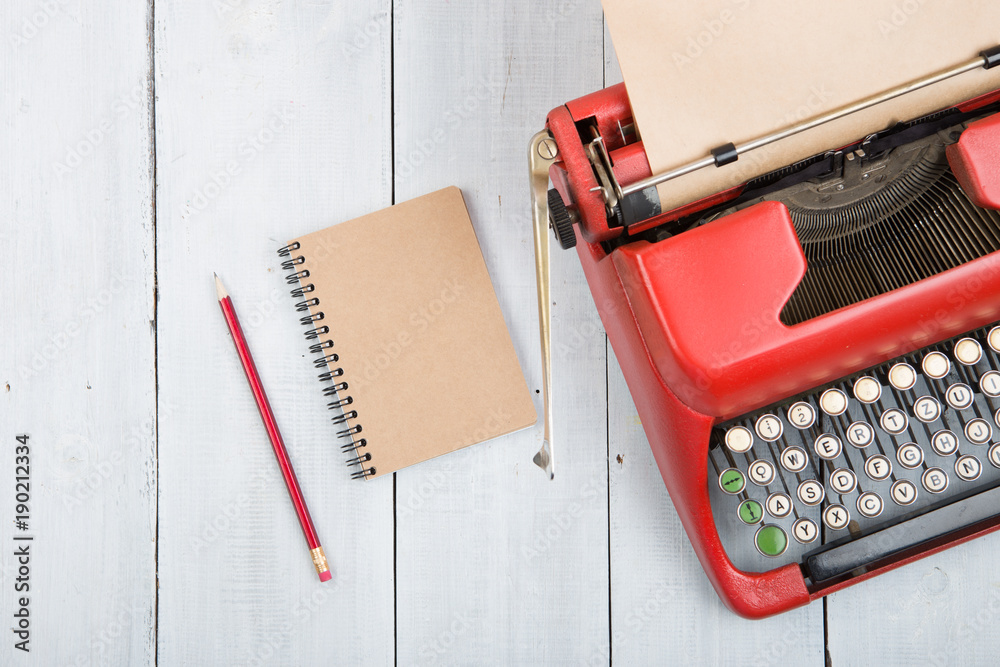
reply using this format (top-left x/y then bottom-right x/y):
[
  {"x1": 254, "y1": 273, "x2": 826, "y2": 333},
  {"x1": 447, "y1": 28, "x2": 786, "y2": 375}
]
[{"x1": 215, "y1": 273, "x2": 331, "y2": 582}]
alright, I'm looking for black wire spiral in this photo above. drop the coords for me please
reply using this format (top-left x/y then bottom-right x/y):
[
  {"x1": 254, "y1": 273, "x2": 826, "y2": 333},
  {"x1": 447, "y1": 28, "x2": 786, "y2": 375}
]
[{"x1": 278, "y1": 242, "x2": 374, "y2": 480}]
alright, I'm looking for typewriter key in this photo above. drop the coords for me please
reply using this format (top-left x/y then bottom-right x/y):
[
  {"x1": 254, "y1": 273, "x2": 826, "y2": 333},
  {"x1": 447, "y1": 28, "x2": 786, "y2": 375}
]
[
  {"x1": 921, "y1": 467, "x2": 949, "y2": 494},
  {"x1": 864, "y1": 454, "x2": 892, "y2": 481},
  {"x1": 792, "y1": 518, "x2": 818, "y2": 544},
  {"x1": 755, "y1": 414, "x2": 783, "y2": 442},
  {"x1": 890, "y1": 479, "x2": 918, "y2": 506},
  {"x1": 922, "y1": 352, "x2": 951, "y2": 380},
  {"x1": 880, "y1": 408, "x2": 909, "y2": 435},
  {"x1": 719, "y1": 469, "x2": 746, "y2": 495},
  {"x1": 820, "y1": 388, "x2": 848, "y2": 416},
  {"x1": 955, "y1": 338, "x2": 983, "y2": 365},
  {"x1": 797, "y1": 479, "x2": 825, "y2": 506},
  {"x1": 945, "y1": 383, "x2": 974, "y2": 410},
  {"x1": 853, "y1": 376, "x2": 881, "y2": 404},
  {"x1": 724, "y1": 426, "x2": 754, "y2": 453},
  {"x1": 823, "y1": 504, "x2": 850, "y2": 530},
  {"x1": 888, "y1": 363, "x2": 917, "y2": 391},
  {"x1": 912, "y1": 396, "x2": 941, "y2": 423},
  {"x1": 846, "y1": 421, "x2": 874, "y2": 448},
  {"x1": 856, "y1": 492, "x2": 884, "y2": 519},
  {"x1": 897, "y1": 443, "x2": 924, "y2": 469},
  {"x1": 965, "y1": 418, "x2": 993, "y2": 445},
  {"x1": 989, "y1": 327, "x2": 1000, "y2": 353},
  {"x1": 989, "y1": 443, "x2": 1000, "y2": 469},
  {"x1": 748, "y1": 460, "x2": 775, "y2": 486},
  {"x1": 814, "y1": 434, "x2": 842, "y2": 460},
  {"x1": 738, "y1": 499, "x2": 764, "y2": 525},
  {"x1": 765, "y1": 492, "x2": 792, "y2": 518},
  {"x1": 980, "y1": 371, "x2": 1000, "y2": 397},
  {"x1": 787, "y1": 402, "x2": 816, "y2": 429},
  {"x1": 779, "y1": 446, "x2": 809, "y2": 473},
  {"x1": 931, "y1": 430, "x2": 959, "y2": 456},
  {"x1": 754, "y1": 524, "x2": 788, "y2": 558},
  {"x1": 830, "y1": 468, "x2": 857, "y2": 494},
  {"x1": 955, "y1": 455, "x2": 982, "y2": 482}
]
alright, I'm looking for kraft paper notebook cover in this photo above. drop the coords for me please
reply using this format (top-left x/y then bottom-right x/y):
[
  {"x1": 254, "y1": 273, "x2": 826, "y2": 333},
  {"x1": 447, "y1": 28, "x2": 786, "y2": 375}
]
[
  {"x1": 602, "y1": 0, "x2": 1000, "y2": 212},
  {"x1": 280, "y1": 186, "x2": 536, "y2": 479}
]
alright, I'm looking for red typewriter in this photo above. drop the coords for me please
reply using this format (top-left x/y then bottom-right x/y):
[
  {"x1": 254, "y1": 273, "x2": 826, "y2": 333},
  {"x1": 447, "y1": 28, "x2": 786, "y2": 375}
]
[{"x1": 530, "y1": 46, "x2": 1000, "y2": 617}]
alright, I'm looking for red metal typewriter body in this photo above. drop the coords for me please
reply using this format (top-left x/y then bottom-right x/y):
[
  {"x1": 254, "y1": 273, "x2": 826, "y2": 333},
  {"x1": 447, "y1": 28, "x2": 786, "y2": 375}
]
[{"x1": 536, "y1": 81, "x2": 1000, "y2": 618}]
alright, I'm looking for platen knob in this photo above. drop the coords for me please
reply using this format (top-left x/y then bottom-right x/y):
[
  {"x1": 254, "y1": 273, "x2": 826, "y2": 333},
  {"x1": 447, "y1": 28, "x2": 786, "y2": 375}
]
[{"x1": 548, "y1": 188, "x2": 576, "y2": 249}]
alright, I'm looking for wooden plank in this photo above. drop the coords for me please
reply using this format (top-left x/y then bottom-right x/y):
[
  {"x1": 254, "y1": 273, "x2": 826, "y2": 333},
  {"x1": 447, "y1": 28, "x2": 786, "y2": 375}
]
[
  {"x1": 391, "y1": 1, "x2": 612, "y2": 663},
  {"x1": 603, "y1": 25, "x2": 826, "y2": 664},
  {"x1": 154, "y1": 2, "x2": 394, "y2": 664},
  {"x1": 0, "y1": 1, "x2": 155, "y2": 664},
  {"x1": 826, "y1": 529, "x2": 1000, "y2": 664}
]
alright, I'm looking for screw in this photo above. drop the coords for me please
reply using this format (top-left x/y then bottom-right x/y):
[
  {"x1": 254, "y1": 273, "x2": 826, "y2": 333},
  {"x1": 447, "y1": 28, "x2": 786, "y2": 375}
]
[{"x1": 538, "y1": 138, "x2": 559, "y2": 159}]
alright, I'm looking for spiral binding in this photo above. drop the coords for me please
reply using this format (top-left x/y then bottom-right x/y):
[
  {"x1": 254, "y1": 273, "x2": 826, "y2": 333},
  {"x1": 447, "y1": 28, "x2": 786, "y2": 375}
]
[{"x1": 278, "y1": 242, "x2": 375, "y2": 480}]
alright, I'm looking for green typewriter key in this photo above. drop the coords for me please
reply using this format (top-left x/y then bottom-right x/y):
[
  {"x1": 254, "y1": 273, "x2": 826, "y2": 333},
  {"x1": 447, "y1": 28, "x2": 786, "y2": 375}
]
[
  {"x1": 755, "y1": 524, "x2": 788, "y2": 558},
  {"x1": 719, "y1": 468, "x2": 746, "y2": 495},
  {"x1": 738, "y1": 499, "x2": 763, "y2": 525}
]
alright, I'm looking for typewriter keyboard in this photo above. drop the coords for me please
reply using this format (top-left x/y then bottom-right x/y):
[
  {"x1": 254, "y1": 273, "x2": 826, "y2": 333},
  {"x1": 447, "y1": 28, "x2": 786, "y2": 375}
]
[{"x1": 709, "y1": 322, "x2": 1000, "y2": 581}]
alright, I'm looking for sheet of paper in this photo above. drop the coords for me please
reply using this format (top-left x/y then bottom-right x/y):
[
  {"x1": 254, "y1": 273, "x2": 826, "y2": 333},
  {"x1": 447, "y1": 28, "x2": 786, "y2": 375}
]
[{"x1": 602, "y1": 0, "x2": 1000, "y2": 212}]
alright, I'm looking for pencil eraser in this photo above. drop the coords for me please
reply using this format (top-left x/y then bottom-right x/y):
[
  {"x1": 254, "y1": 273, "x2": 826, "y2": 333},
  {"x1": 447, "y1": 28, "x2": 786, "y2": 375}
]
[{"x1": 319, "y1": 569, "x2": 332, "y2": 582}]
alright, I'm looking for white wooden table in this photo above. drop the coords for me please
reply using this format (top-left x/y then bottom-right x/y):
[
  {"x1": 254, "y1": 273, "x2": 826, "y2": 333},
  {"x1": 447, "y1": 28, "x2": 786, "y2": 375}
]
[{"x1": 3, "y1": 1, "x2": 999, "y2": 664}]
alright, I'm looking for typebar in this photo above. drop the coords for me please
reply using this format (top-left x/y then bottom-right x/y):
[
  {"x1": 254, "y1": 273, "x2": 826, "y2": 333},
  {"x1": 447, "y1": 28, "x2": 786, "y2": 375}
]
[{"x1": 804, "y1": 479, "x2": 1000, "y2": 584}]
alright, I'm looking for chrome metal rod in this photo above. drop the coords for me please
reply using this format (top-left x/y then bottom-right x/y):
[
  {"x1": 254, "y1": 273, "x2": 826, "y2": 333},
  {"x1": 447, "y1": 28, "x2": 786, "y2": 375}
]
[{"x1": 621, "y1": 53, "x2": 990, "y2": 197}]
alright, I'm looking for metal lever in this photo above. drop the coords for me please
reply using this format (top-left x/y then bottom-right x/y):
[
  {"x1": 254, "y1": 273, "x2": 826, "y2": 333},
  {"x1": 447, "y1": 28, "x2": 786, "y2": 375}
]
[{"x1": 529, "y1": 130, "x2": 559, "y2": 480}]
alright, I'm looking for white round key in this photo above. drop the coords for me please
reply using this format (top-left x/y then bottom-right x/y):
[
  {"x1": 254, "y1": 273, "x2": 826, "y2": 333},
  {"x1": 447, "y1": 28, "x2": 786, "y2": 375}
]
[
  {"x1": 922, "y1": 352, "x2": 951, "y2": 380},
  {"x1": 814, "y1": 434, "x2": 843, "y2": 460},
  {"x1": 846, "y1": 421, "x2": 874, "y2": 448},
  {"x1": 955, "y1": 455, "x2": 982, "y2": 482},
  {"x1": 797, "y1": 479, "x2": 825, "y2": 506},
  {"x1": 890, "y1": 479, "x2": 918, "y2": 506},
  {"x1": 856, "y1": 492, "x2": 884, "y2": 518},
  {"x1": 779, "y1": 446, "x2": 809, "y2": 473},
  {"x1": 931, "y1": 429, "x2": 959, "y2": 456},
  {"x1": 995, "y1": 407, "x2": 1000, "y2": 429},
  {"x1": 792, "y1": 517, "x2": 818, "y2": 544},
  {"x1": 865, "y1": 454, "x2": 892, "y2": 481},
  {"x1": 888, "y1": 363, "x2": 917, "y2": 391},
  {"x1": 830, "y1": 468, "x2": 858, "y2": 494},
  {"x1": 755, "y1": 414, "x2": 783, "y2": 442},
  {"x1": 787, "y1": 402, "x2": 816, "y2": 429},
  {"x1": 922, "y1": 467, "x2": 949, "y2": 494},
  {"x1": 725, "y1": 426, "x2": 754, "y2": 453},
  {"x1": 989, "y1": 443, "x2": 1000, "y2": 468},
  {"x1": 823, "y1": 504, "x2": 851, "y2": 530},
  {"x1": 897, "y1": 443, "x2": 924, "y2": 469},
  {"x1": 880, "y1": 408, "x2": 909, "y2": 435},
  {"x1": 853, "y1": 376, "x2": 882, "y2": 404},
  {"x1": 990, "y1": 327, "x2": 1000, "y2": 353},
  {"x1": 954, "y1": 338, "x2": 983, "y2": 365},
  {"x1": 945, "y1": 383, "x2": 974, "y2": 410},
  {"x1": 748, "y1": 460, "x2": 775, "y2": 486},
  {"x1": 766, "y1": 492, "x2": 793, "y2": 518},
  {"x1": 965, "y1": 418, "x2": 993, "y2": 445},
  {"x1": 912, "y1": 396, "x2": 941, "y2": 423},
  {"x1": 820, "y1": 388, "x2": 848, "y2": 416},
  {"x1": 981, "y1": 371, "x2": 1000, "y2": 397}
]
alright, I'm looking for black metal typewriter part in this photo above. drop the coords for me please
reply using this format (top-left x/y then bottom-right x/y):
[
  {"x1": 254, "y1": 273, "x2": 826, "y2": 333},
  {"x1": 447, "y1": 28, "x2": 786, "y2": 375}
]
[{"x1": 709, "y1": 322, "x2": 1000, "y2": 587}]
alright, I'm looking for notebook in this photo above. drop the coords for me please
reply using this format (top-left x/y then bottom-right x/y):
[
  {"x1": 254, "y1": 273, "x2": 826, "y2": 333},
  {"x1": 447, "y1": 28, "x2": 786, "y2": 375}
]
[{"x1": 278, "y1": 187, "x2": 537, "y2": 479}]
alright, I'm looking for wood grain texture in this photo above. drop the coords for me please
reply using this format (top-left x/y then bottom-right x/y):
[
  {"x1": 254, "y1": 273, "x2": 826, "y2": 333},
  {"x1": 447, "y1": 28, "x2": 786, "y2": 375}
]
[
  {"x1": 0, "y1": 1, "x2": 156, "y2": 664},
  {"x1": 391, "y1": 1, "x2": 611, "y2": 664},
  {"x1": 154, "y1": 1, "x2": 394, "y2": 664}
]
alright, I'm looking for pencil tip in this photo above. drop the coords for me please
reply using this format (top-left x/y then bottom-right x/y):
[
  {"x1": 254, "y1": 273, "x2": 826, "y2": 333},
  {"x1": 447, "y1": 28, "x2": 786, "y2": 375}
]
[{"x1": 214, "y1": 273, "x2": 228, "y2": 300}]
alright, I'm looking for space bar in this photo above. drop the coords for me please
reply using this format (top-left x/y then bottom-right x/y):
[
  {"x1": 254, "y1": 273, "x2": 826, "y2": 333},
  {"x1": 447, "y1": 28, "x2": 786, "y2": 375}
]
[{"x1": 805, "y1": 482, "x2": 1000, "y2": 583}]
